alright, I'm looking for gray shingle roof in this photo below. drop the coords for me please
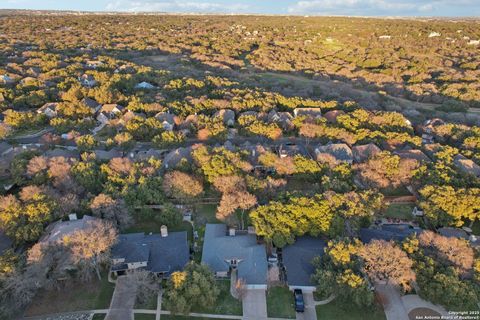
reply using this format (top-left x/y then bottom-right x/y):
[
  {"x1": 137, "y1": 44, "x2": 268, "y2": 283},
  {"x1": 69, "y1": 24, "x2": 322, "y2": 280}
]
[
  {"x1": 111, "y1": 231, "x2": 189, "y2": 275},
  {"x1": 41, "y1": 215, "x2": 98, "y2": 243},
  {"x1": 352, "y1": 143, "x2": 381, "y2": 163},
  {"x1": 315, "y1": 143, "x2": 353, "y2": 162},
  {"x1": 360, "y1": 224, "x2": 422, "y2": 244},
  {"x1": 282, "y1": 236, "x2": 326, "y2": 287},
  {"x1": 201, "y1": 224, "x2": 267, "y2": 285}
]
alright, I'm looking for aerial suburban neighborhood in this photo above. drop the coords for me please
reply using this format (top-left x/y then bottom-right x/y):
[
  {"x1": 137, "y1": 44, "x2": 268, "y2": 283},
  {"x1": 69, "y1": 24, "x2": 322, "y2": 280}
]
[{"x1": 0, "y1": 3, "x2": 479, "y2": 320}]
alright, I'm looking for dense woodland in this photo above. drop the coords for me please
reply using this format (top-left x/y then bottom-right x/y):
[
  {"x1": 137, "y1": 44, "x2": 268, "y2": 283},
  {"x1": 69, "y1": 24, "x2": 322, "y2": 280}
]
[{"x1": 0, "y1": 12, "x2": 479, "y2": 318}]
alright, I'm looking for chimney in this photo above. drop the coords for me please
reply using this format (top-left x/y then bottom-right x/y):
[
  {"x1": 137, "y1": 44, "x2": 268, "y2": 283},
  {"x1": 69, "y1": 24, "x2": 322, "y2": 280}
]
[
  {"x1": 229, "y1": 228, "x2": 236, "y2": 237},
  {"x1": 161, "y1": 225, "x2": 168, "y2": 237},
  {"x1": 68, "y1": 213, "x2": 78, "y2": 221}
]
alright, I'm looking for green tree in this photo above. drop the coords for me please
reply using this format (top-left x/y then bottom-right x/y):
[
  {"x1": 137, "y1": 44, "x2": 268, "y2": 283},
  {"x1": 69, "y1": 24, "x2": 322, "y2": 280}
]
[{"x1": 163, "y1": 262, "x2": 220, "y2": 315}]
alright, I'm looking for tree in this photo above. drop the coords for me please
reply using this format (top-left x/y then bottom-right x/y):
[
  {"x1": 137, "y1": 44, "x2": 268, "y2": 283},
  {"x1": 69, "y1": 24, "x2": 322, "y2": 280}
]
[
  {"x1": 76, "y1": 134, "x2": 98, "y2": 152},
  {"x1": 163, "y1": 262, "x2": 220, "y2": 315},
  {"x1": 312, "y1": 240, "x2": 374, "y2": 308},
  {"x1": 162, "y1": 171, "x2": 204, "y2": 200},
  {"x1": 419, "y1": 185, "x2": 480, "y2": 227},
  {"x1": 114, "y1": 132, "x2": 134, "y2": 153},
  {"x1": 127, "y1": 269, "x2": 159, "y2": 306},
  {"x1": 250, "y1": 195, "x2": 338, "y2": 247},
  {"x1": 355, "y1": 151, "x2": 418, "y2": 189},
  {"x1": 68, "y1": 219, "x2": 118, "y2": 280},
  {"x1": 90, "y1": 193, "x2": 132, "y2": 228},
  {"x1": 217, "y1": 191, "x2": 257, "y2": 229},
  {"x1": 359, "y1": 240, "x2": 415, "y2": 290},
  {"x1": 0, "y1": 189, "x2": 56, "y2": 245}
]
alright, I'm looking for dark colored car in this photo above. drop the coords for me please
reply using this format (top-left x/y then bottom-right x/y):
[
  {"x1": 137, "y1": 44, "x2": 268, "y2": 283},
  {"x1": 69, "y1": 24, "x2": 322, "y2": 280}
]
[{"x1": 293, "y1": 289, "x2": 305, "y2": 313}]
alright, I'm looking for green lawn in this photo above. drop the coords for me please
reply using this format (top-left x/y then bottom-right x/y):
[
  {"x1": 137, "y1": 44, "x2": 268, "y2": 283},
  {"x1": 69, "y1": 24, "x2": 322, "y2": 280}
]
[
  {"x1": 383, "y1": 203, "x2": 415, "y2": 220},
  {"x1": 316, "y1": 300, "x2": 386, "y2": 320},
  {"x1": 472, "y1": 220, "x2": 480, "y2": 235},
  {"x1": 266, "y1": 286, "x2": 296, "y2": 319},
  {"x1": 134, "y1": 314, "x2": 156, "y2": 320},
  {"x1": 382, "y1": 185, "x2": 412, "y2": 197},
  {"x1": 163, "y1": 280, "x2": 242, "y2": 316},
  {"x1": 92, "y1": 314, "x2": 106, "y2": 320},
  {"x1": 195, "y1": 204, "x2": 219, "y2": 224},
  {"x1": 135, "y1": 294, "x2": 157, "y2": 310},
  {"x1": 25, "y1": 272, "x2": 114, "y2": 316},
  {"x1": 161, "y1": 316, "x2": 216, "y2": 320}
]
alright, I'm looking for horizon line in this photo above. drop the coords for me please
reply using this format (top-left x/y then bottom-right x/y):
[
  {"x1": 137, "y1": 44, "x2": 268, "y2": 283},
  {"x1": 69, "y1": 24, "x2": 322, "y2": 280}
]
[{"x1": 1, "y1": 8, "x2": 479, "y2": 19}]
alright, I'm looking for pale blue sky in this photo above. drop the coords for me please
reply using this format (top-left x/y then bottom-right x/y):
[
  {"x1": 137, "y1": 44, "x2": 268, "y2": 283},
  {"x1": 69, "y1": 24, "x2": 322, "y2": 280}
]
[{"x1": 1, "y1": 0, "x2": 479, "y2": 16}]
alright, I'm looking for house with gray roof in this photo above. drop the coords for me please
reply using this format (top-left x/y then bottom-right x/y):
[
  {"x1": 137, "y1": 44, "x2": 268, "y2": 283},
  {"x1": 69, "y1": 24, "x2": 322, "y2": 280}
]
[
  {"x1": 453, "y1": 154, "x2": 480, "y2": 178},
  {"x1": 315, "y1": 143, "x2": 353, "y2": 164},
  {"x1": 40, "y1": 215, "x2": 99, "y2": 243},
  {"x1": 267, "y1": 110, "x2": 294, "y2": 131},
  {"x1": 393, "y1": 149, "x2": 431, "y2": 163},
  {"x1": 293, "y1": 108, "x2": 322, "y2": 119},
  {"x1": 352, "y1": 143, "x2": 381, "y2": 163},
  {"x1": 201, "y1": 224, "x2": 267, "y2": 289},
  {"x1": 359, "y1": 224, "x2": 422, "y2": 244},
  {"x1": 111, "y1": 228, "x2": 189, "y2": 277},
  {"x1": 214, "y1": 109, "x2": 235, "y2": 127},
  {"x1": 282, "y1": 236, "x2": 325, "y2": 292}
]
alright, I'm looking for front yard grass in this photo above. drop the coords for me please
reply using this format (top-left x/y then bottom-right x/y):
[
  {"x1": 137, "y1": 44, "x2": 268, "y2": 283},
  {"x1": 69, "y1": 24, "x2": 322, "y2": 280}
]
[
  {"x1": 25, "y1": 272, "x2": 114, "y2": 316},
  {"x1": 134, "y1": 314, "x2": 156, "y2": 320},
  {"x1": 135, "y1": 293, "x2": 157, "y2": 310},
  {"x1": 382, "y1": 203, "x2": 415, "y2": 220},
  {"x1": 163, "y1": 280, "x2": 242, "y2": 316},
  {"x1": 266, "y1": 286, "x2": 296, "y2": 319},
  {"x1": 190, "y1": 280, "x2": 242, "y2": 315},
  {"x1": 472, "y1": 220, "x2": 480, "y2": 235},
  {"x1": 316, "y1": 299, "x2": 386, "y2": 320}
]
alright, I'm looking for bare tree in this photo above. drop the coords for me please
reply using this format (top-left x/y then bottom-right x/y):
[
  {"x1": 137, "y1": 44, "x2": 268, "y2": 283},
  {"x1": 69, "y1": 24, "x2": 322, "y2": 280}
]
[
  {"x1": 68, "y1": 220, "x2": 118, "y2": 280},
  {"x1": 127, "y1": 269, "x2": 159, "y2": 306},
  {"x1": 359, "y1": 240, "x2": 415, "y2": 291},
  {"x1": 162, "y1": 171, "x2": 204, "y2": 199},
  {"x1": 90, "y1": 193, "x2": 132, "y2": 228}
]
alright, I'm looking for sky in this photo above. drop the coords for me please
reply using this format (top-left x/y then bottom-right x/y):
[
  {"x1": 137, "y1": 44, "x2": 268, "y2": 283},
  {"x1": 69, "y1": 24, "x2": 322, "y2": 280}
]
[{"x1": 1, "y1": 0, "x2": 479, "y2": 16}]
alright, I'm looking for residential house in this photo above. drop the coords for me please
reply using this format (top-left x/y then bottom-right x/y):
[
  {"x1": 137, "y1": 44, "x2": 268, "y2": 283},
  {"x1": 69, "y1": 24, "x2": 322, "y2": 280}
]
[
  {"x1": 453, "y1": 154, "x2": 480, "y2": 178},
  {"x1": 267, "y1": 110, "x2": 294, "y2": 131},
  {"x1": 293, "y1": 108, "x2": 322, "y2": 119},
  {"x1": 97, "y1": 104, "x2": 124, "y2": 123},
  {"x1": 94, "y1": 149, "x2": 124, "y2": 161},
  {"x1": 359, "y1": 224, "x2": 422, "y2": 244},
  {"x1": 438, "y1": 227, "x2": 479, "y2": 248},
  {"x1": 315, "y1": 143, "x2": 353, "y2": 165},
  {"x1": 81, "y1": 97, "x2": 102, "y2": 113},
  {"x1": 85, "y1": 60, "x2": 104, "y2": 69},
  {"x1": 110, "y1": 227, "x2": 189, "y2": 277},
  {"x1": 323, "y1": 110, "x2": 345, "y2": 123},
  {"x1": 155, "y1": 112, "x2": 178, "y2": 131},
  {"x1": 135, "y1": 81, "x2": 155, "y2": 90},
  {"x1": 40, "y1": 214, "x2": 99, "y2": 244},
  {"x1": 163, "y1": 146, "x2": 195, "y2": 169},
  {"x1": 0, "y1": 74, "x2": 14, "y2": 84},
  {"x1": 79, "y1": 74, "x2": 97, "y2": 87},
  {"x1": 282, "y1": 236, "x2": 326, "y2": 292},
  {"x1": 214, "y1": 109, "x2": 236, "y2": 127},
  {"x1": 352, "y1": 143, "x2": 381, "y2": 163},
  {"x1": 44, "y1": 148, "x2": 79, "y2": 160},
  {"x1": 37, "y1": 102, "x2": 60, "y2": 118},
  {"x1": 201, "y1": 224, "x2": 267, "y2": 289},
  {"x1": 277, "y1": 143, "x2": 309, "y2": 158},
  {"x1": 393, "y1": 149, "x2": 431, "y2": 163}
]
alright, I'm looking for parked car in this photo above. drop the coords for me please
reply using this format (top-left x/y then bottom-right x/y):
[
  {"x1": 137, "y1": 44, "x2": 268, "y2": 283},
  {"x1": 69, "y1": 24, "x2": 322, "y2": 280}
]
[{"x1": 293, "y1": 289, "x2": 305, "y2": 313}]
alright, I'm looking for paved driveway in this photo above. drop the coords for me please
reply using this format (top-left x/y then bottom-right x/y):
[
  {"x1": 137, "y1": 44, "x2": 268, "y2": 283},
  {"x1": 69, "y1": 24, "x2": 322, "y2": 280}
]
[
  {"x1": 105, "y1": 276, "x2": 137, "y2": 320},
  {"x1": 296, "y1": 291, "x2": 317, "y2": 320},
  {"x1": 242, "y1": 288, "x2": 267, "y2": 320},
  {"x1": 376, "y1": 284, "x2": 408, "y2": 320}
]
